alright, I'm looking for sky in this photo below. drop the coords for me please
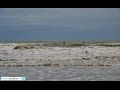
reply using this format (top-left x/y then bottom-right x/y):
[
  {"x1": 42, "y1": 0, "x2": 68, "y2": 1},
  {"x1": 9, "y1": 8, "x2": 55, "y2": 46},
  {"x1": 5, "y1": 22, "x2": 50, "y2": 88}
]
[{"x1": 0, "y1": 8, "x2": 120, "y2": 41}]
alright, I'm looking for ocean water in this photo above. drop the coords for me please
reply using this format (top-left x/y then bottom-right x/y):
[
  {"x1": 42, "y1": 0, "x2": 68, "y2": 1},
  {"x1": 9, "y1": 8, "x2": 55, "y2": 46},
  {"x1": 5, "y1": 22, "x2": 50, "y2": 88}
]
[{"x1": 0, "y1": 66, "x2": 120, "y2": 81}]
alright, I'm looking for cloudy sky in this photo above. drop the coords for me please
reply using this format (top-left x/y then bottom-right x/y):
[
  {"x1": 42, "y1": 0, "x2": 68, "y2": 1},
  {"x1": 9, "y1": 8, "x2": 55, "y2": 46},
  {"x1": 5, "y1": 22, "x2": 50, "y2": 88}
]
[{"x1": 0, "y1": 8, "x2": 120, "y2": 41}]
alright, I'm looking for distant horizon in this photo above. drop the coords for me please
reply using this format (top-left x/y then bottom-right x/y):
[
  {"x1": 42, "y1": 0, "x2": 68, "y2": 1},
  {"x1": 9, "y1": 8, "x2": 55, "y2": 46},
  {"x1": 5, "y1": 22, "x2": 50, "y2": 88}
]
[
  {"x1": 1, "y1": 39, "x2": 120, "y2": 43},
  {"x1": 0, "y1": 8, "x2": 120, "y2": 41}
]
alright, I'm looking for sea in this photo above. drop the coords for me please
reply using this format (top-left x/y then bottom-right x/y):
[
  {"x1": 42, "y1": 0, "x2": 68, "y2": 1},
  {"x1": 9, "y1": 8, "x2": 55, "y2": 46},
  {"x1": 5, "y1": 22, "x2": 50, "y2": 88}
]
[
  {"x1": 0, "y1": 66, "x2": 120, "y2": 81},
  {"x1": 0, "y1": 40, "x2": 120, "y2": 81}
]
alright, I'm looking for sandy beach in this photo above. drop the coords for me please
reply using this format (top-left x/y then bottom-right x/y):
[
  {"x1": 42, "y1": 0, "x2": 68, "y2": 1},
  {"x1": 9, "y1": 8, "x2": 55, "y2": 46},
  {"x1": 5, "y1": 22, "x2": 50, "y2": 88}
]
[{"x1": 0, "y1": 42, "x2": 120, "y2": 67}]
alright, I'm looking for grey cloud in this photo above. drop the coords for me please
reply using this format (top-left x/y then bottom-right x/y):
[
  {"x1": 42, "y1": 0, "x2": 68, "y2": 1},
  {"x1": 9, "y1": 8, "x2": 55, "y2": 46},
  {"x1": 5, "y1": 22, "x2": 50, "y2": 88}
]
[{"x1": 0, "y1": 8, "x2": 120, "y2": 32}]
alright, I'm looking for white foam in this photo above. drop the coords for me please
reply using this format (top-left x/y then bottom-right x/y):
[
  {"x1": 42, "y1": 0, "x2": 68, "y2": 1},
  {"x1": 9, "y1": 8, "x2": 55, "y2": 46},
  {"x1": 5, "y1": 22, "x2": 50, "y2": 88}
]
[{"x1": 0, "y1": 43, "x2": 120, "y2": 66}]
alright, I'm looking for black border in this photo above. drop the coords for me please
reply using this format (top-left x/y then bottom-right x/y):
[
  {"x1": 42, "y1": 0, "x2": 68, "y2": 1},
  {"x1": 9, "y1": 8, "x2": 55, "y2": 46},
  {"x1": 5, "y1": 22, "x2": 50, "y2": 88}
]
[
  {"x1": 0, "y1": 1, "x2": 120, "y2": 8},
  {"x1": 0, "y1": 81, "x2": 120, "y2": 88}
]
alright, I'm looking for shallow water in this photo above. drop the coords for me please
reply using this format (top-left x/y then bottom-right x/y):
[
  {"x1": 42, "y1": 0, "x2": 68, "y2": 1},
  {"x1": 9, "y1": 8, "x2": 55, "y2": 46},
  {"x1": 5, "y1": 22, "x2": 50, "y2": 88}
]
[{"x1": 0, "y1": 66, "x2": 120, "y2": 81}]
